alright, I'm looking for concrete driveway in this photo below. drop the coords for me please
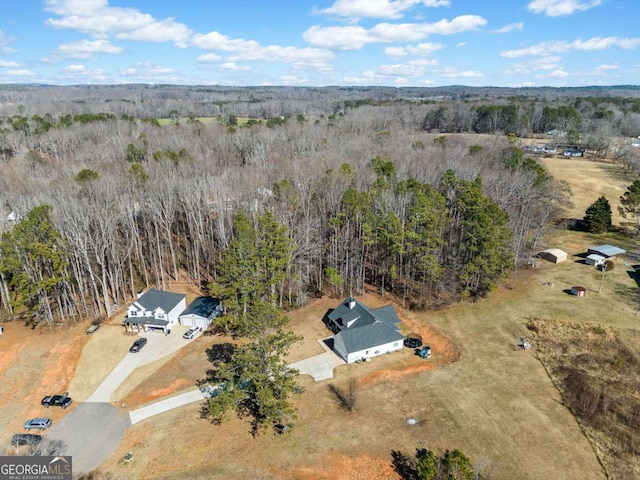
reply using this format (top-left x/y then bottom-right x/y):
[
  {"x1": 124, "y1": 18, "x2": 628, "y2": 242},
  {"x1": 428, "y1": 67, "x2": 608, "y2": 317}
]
[
  {"x1": 53, "y1": 327, "x2": 342, "y2": 477},
  {"x1": 87, "y1": 328, "x2": 196, "y2": 403},
  {"x1": 46, "y1": 402, "x2": 130, "y2": 478},
  {"x1": 289, "y1": 351, "x2": 344, "y2": 381}
]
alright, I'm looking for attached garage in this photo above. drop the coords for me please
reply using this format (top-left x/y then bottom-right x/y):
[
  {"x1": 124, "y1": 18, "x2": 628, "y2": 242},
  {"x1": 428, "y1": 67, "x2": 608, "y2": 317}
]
[
  {"x1": 179, "y1": 296, "x2": 223, "y2": 329},
  {"x1": 539, "y1": 248, "x2": 568, "y2": 264}
]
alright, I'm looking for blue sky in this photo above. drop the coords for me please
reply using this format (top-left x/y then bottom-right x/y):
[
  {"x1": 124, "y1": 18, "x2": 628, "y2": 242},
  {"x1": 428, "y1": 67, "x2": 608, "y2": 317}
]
[{"x1": 0, "y1": 0, "x2": 638, "y2": 87}]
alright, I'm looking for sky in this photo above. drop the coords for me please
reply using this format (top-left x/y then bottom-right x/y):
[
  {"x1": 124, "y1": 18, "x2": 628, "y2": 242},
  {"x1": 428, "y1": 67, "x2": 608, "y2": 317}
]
[{"x1": 0, "y1": 0, "x2": 638, "y2": 87}]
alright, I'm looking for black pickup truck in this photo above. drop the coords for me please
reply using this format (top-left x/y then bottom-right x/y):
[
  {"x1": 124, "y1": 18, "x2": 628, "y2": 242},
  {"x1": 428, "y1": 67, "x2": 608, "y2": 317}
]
[{"x1": 41, "y1": 392, "x2": 72, "y2": 409}]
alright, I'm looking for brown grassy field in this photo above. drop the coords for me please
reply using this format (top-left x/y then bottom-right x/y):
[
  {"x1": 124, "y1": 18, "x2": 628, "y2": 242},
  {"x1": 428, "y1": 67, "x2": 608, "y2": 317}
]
[
  {"x1": 538, "y1": 156, "x2": 636, "y2": 227},
  {"x1": 1, "y1": 159, "x2": 639, "y2": 479}
]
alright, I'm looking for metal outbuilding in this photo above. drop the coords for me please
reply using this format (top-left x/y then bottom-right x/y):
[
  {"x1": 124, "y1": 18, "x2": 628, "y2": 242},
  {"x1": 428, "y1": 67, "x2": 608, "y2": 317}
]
[
  {"x1": 585, "y1": 254, "x2": 605, "y2": 266},
  {"x1": 587, "y1": 245, "x2": 626, "y2": 258},
  {"x1": 539, "y1": 248, "x2": 568, "y2": 263},
  {"x1": 571, "y1": 286, "x2": 587, "y2": 297}
]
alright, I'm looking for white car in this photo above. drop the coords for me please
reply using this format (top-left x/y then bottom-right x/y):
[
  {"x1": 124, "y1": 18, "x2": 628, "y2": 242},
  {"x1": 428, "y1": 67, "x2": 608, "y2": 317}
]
[{"x1": 183, "y1": 326, "x2": 201, "y2": 339}]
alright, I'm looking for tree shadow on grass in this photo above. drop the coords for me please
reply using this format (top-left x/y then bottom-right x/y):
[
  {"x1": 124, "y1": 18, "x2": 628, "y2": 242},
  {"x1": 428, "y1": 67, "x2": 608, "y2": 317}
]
[{"x1": 391, "y1": 450, "x2": 416, "y2": 480}]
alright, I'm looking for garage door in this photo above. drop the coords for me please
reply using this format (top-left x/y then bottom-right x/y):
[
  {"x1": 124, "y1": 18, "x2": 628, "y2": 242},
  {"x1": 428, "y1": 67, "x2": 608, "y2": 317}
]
[
  {"x1": 180, "y1": 315, "x2": 195, "y2": 327},
  {"x1": 194, "y1": 317, "x2": 210, "y2": 329},
  {"x1": 181, "y1": 315, "x2": 210, "y2": 329}
]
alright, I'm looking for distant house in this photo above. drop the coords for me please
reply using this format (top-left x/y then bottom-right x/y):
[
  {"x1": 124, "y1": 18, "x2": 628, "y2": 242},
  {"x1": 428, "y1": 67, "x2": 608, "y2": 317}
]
[
  {"x1": 124, "y1": 288, "x2": 186, "y2": 333},
  {"x1": 179, "y1": 296, "x2": 223, "y2": 329},
  {"x1": 563, "y1": 147, "x2": 585, "y2": 157},
  {"x1": 323, "y1": 297, "x2": 405, "y2": 364},
  {"x1": 587, "y1": 245, "x2": 626, "y2": 258}
]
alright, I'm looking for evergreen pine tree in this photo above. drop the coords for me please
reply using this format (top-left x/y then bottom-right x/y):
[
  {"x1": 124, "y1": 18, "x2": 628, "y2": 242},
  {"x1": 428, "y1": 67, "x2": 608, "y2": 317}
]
[{"x1": 584, "y1": 196, "x2": 612, "y2": 233}]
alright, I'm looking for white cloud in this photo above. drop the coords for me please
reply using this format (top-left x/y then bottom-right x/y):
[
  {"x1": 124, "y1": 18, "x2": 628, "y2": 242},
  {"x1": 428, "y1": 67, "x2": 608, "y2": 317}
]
[
  {"x1": 546, "y1": 68, "x2": 570, "y2": 77},
  {"x1": 5, "y1": 69, "x2": 34, "y2": 76},
  {"x1": 219, "y1": 62, "x2": 251, "y2": 72},
  {"x1": 280, "y1": 75, "x2": 309, "y2": 85},
  {"x1": 438, "y1": 66, "x2": 483, "y2": 78},
  {"x1": 503, "y1": 55, "x2": 562, "y2": 75},
  {"x1": 197, "y1": 53, "x2": 222, "y2": 62},
  {"x1": 408, "y1": 58, "x2": 438, "y2": 66},
  {"x1": 384, "y1": 42, "x2": 445, "y2": 57},
  {"x1": 192, "y1": 31, "x2": 334, "y2": 70},
  {"x1": 45, "y1": 0, "x2": 192, "y2": 46},
  {"x1": 502, "y1": 37, "x2": 640, "y2": 57},
  {"x1": 62, "y1": 64, "x2": 106, "y2": 80},
  {"x1": 318, "y1": 0, "x2": 450, "y2": 20},
  {"x1": 0, "y1": 60, "x2": 21, "y2": 67},
  {"x1": 304, "y1": 15, "x2": 486, "y2": 50},
  {"x1": 491, "y1": 22, "x2": 524, "y2": 34},
  {"x1": 527, "y1": 0, "x2": 601, "y2": 16},
  {"x1": 595, "y1": 64, "x2": 619, "y2": 71},
  {"x1": 56, "y1": 39, "x2": 122, "y2": 58},
  {"x1": 119, "y1": 62, "x2": 175, "y2": 76}
]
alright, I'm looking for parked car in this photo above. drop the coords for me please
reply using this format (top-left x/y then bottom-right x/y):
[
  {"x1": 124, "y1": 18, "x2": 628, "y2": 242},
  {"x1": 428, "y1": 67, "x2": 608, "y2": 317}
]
[
  {"x1": 85, "y1": 323, "x2": 100, "y2": 334},
  {"x1": 183, "y1": 326, "x2": 201, "y2": 339},
  {"x1": 404, "y1": 334, "x2": 423, "y2": 349},
  {"x1": 129, "y1": 337, "x2": 147, "y2": 353},
  {"x1": 11, "y1": 433, "x2": 42, "y2": 446},
  {"x1": 41, "y1": 392, "x2": 72, "y2": 409},
  {"x1": 416, "y1": 346, "x2": 432, "y2": 359},
  {"x1": 24, "y1": 418, "x2": 52, "y2": 431}
]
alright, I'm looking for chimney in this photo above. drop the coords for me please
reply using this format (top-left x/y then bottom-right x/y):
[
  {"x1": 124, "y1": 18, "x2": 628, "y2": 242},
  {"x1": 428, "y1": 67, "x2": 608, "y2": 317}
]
[
  {"x1": 136, "y1": 290, "x2": 144, "y2": 299},
  {"x1": 348, "y1": 298, "x2": 356, "y2": 309}
]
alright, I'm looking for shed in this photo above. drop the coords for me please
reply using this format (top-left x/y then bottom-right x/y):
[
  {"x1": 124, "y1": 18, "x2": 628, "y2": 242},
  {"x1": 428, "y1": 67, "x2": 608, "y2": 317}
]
[
  {"x1": 587, "y1": 245, "x2": 626, "y2": 258},
  {"x1": 571, "y1": 286, "x2": 587, "y2": 297},
  {"x1": 585, "y1": 254, "x2": 605, "y2": 266},
  {"x1": 539, "y1": 248, "x2": 568, "y2": 264}
]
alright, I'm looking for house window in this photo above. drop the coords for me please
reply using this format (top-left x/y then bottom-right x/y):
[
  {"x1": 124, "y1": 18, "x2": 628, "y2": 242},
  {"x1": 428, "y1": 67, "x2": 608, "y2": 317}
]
[
  {"x1": 129, "y1": 311, "x2": 137, "y2": 317},
  {"x1": 393, "y1": 342, "x2": 399, "y2": 347},
  {"x1": 375, "y1": 350, "x2": 380, "y2": 354}
]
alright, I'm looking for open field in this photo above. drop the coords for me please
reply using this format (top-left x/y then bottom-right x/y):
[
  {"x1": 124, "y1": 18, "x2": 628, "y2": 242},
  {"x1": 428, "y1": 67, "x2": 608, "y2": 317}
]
[
  {"x1": 538, "y1": 156, "x2": 637, "y2": 227},
  {"x1": 1, "y1": 160, "x2": 639, "y2": 479}
]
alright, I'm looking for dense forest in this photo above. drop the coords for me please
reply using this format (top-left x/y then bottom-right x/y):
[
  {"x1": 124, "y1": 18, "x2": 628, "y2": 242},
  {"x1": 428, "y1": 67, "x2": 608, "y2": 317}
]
[{"x1": 1, "y1": 84, "x2": 639, "y2": 328}]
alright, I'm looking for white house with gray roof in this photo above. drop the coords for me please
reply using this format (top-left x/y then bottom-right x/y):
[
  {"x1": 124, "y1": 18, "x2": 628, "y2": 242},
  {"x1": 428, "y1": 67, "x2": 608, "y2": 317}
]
[
  {"x1": 324, "y1": 297, "x2": 404, "y2": 364},
  {"x1": 125, "y1": 288, "x2": 186, "y2": 333}
]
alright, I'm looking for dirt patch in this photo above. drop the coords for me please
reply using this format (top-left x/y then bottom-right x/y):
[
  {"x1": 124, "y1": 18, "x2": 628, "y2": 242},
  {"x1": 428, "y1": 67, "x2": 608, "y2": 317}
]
[
  {"x1": 284, "y1": 453, "x2": 398, "y2": 480},
  {"x1": 0, "y1": 322, "x2": 88, "y2": 446}
]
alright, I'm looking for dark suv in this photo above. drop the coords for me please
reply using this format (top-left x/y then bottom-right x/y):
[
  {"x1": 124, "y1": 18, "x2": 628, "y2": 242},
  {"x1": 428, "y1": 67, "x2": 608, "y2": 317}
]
[
  {"x1": 41, "y1": 392, "x2": 72, "y2": 409},
  {"x1": 129, "y1": 337, "x2": 148, "y2": 353}
]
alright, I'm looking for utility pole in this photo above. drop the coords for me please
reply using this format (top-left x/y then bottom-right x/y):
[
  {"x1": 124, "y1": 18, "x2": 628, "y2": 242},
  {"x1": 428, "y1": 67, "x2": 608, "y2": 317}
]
[{"x1": 598, "y1": 262, "x2": 607, "y2": 293}]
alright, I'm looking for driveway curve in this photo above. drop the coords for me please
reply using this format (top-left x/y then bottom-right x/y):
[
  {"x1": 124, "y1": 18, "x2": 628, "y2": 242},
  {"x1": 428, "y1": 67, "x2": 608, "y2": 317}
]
[
  {"x1": 47, "y1": 402, "x2": 130, "y2": 478},
  {"x1": 53, "y1": 327, "x2": 342, "y2": 477}
]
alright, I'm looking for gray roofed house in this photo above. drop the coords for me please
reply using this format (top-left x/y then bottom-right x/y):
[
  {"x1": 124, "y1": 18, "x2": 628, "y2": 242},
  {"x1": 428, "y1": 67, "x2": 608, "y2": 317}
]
[
  {"x1": 179, "y1": 296, "x2": 223, "y2": 329},
  {"x1": 324, "y1": 297, "x2": 404, "y2": 364},
  {"x1": 125, "y1": 288, "x2": 186, "y2": 333}
]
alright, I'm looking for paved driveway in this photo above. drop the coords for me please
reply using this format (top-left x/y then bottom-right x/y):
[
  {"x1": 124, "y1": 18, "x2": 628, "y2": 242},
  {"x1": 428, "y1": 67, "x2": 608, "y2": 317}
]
[
  {"x1": 289, "y1": 351, "x2": 344, "y2": 381},
  {"x1": 51, "y1": 327, "x2": 342, "y2": 477},
  {"x1": 87, "y1": 328, "x2": 196, "y2": 403},
  {"x1": 46, "y1": 402, "x2": 130, "y2": 478}
]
